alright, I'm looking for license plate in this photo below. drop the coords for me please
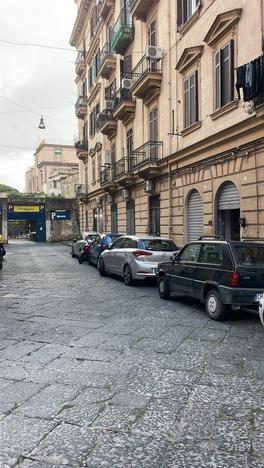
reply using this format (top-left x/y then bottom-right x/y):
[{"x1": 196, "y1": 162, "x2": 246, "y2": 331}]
[{"x1": 256, "y1": 293, "x2": 264, "y2": 301}]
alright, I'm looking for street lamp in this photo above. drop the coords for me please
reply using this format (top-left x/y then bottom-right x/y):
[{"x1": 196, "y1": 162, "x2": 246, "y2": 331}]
[{"x1": 38, "y1": 116, "x2": 46, "y2": 129}]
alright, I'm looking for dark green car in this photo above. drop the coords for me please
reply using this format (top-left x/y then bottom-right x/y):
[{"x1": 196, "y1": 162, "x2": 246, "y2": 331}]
[{"x1": 157, "y1": 238, "x2": 264, "y2": 320}]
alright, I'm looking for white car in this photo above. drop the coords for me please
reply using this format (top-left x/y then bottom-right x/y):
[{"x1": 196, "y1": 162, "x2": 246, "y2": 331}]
[
  {"x1": 98, "y1": 235, "x2": 179, "y2": 285},
  {"x1": 71, "y1": 232, "x2": 99, "y2": 258}
]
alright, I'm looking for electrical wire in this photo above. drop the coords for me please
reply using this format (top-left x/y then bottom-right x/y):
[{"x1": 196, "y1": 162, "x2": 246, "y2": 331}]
[
  {"x1": 0, "y1": 38, "x2": 75, "y2": 52},
  {"x1": 0, "y1": 144, "x2": 35, "y2": 150},
  {"x1": 0, "y1": 95, "x2": 78, "y2": 127}
]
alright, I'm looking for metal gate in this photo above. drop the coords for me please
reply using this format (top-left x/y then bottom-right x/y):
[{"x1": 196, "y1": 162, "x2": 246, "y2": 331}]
[
  {"x1": 187, "y1": 190, "x2": 203, "y2": 241},
  {"x1": 126, "y1": 200, "x2": 135, "y2": 235},
  {"x1": 217, "y1": 182, "x2": 240, "y2": 210}
]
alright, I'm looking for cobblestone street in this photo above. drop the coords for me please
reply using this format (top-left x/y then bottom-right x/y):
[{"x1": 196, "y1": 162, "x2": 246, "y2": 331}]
[{"x1": 0, "y1": 241, "x2": 263, "y2": 467}]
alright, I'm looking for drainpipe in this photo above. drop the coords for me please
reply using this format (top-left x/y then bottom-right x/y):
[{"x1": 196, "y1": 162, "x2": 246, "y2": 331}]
[
  {"x1": 261, "y1": 0, "x2": 264, "y2": 52},
  {"x1": 168, "y1": 161, "x2": 173, "y2": 239},
  {"x1": 167, "y1": 0, "x2": 172, "y2": 155}
]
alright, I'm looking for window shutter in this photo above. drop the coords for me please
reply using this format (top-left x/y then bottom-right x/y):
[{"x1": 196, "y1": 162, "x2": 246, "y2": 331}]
[
  {"x1": 177, "y1": 0, "x2": 183, "y2": 28},
  {"x1": 229, "y1": 39, "x2": 234, "y2": 102},
  {"x1": 215, "y1": 49, "x2": 222, "y2": 110},
  {"x1": 195, "y1": 70, "x2": 198, "y2": 122}
]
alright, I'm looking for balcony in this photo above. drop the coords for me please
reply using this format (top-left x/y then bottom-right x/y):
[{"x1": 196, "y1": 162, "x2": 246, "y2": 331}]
[
  {"x1": 130, "y1": 141, "x2": 163, "y2": 177},
  {"x1": 100, "y1": 167, "x2": 115, "y2": 190},
  {"x1": 76, "y1": 184, "x2": 89, "y2": 199},
  {"x1": 75, "y1": 140, "x2": 88, "y2": 162},
  {"x1": 98, "y1": 43, "x2": 116, "y2": 79},
  {"x1": 100, "y1": 0, "x2": 115, "y2": 20},
  {"x1": 111, "y1": 9, "x2": 134, "y2": 55},
  {"x1": 113, "y1": 88, "x2": 136, "y2": 124},
  {"x1": 75, "y1": 95, "x2": 88, "y2": 119},
  {"x1": 130, "y1": 0, "x2": 153, "y2": 20},
  {"x1": 113, "y1": 158, "x2": 135, "y2": 186},
  {"x1": 75, "y1": 51, "x2": 87, "y2": 76},
  {"x1": 97, "y1": 110, "x2": 117, "y2": 138},
  {"x1": 131, "y1": 56, "x2": 162, "y2": 104}
]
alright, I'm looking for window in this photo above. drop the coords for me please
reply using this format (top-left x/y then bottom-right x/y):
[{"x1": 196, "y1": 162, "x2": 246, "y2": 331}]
[
  {"x1": 198, "y1": 244, "x2": 223, "y2": 265},
  {"x1": 84, "y1": 166, "x2": 88, "y2": 190},
  {"x1": 111, "y1": 143, "x2": 116, "y2": 165},
  {"x1": 184, "y1": 71, "x2": 198, "y2": 128},
  {"x1": 85, "y1": 210, "x2": 89, "y2": 230},
  {"x1": 180, "y1": 243, "x2": 201, "y2": 262},
  {"x1": 105, "y1": 80, "x2": 116, "y2": 100},
  {"x1": 97, "y1": 150, "x2": 102, "y2": 181},
  {"x1": 127, "y1": 129, "x2": 133, "y2": 157},
  {"x1": 122, "y1": 238, "x2": 138, "y2": 249},
  {"x1": 177, "y1": 0, "x2": 200, "y2": 27},
  {"x1": 111, "y1": 204, "x2": 118, "y2": 233},
  {"x1": 94, "y1": 49, "x2": 101, "y2": 78},
  {"x1": 140, "y1": 239, "x2": 178, "y2": 252},
  {"x1": 148, "y1": 21, "x2": 157, "y2": 46},
  {"x1": 82, "y1": 80, "x2": 87, "y2": 96},
  {"x1": 93, "y1": 208, "x2": 97, "y2": 232},
  {"x1": 215, "y1": 41, "x2": 234, "y2": 109},
  {"x1": 88, "y1": 65, "x2": 94, "y2": 89},
  {"x1": 54, "y1": 148, "x2": 62, "y2": 160},
  {"x1": 92, "y1": 157, "x2": 96, "y2": 183},
  {"x1": 111, "y1": 237, "x2": 126, "y2": 249},
  {"x1": 89, "y1": 106, "x2": 99, "y2": 138}
]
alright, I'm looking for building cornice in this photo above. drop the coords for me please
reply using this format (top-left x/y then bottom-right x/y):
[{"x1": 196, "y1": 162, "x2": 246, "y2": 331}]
[
  {"x1": 176, "y1": 45, "x2": 204, "y2": 74},
  {"x1": 70, "y1": 0, "x2": 91, "y2": 48}
]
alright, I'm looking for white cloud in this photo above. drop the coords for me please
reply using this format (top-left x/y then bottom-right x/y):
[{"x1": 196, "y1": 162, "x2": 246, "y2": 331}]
[{"x1": 0, "y1": 0, "x2": 77, "y2": 191}]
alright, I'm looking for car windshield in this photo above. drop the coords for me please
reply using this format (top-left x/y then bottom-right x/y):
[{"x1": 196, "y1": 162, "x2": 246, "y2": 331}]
[
  {"x1": 140, "y1": 239, "x2": 177, "y2": 252},
  {"x1": 233, "y1": 245, "x2": 264, "y2": 266}
]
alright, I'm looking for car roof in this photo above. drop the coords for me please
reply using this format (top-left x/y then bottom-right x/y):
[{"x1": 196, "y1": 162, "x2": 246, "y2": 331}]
[
  {"x1": 188, "y1": 240, "x2": 264, "y2": 246},
  {"x1": 117, "y1": 235, "x2": 173, "y2": 241}
]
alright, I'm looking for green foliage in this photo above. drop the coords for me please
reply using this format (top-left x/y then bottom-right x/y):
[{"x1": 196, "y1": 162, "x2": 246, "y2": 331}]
[{"x1": 0, "y1": 184, "x2": 19, "y2": 193}]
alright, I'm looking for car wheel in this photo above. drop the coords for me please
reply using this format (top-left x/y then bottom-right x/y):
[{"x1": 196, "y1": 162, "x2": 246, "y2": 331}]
[
  {"x1": 123, "y1": 264, "x2": 134, "y2": 286},
  {"x1": 78, "y1": 256, "x2": 84, "y2": 264},
  {"x1": 205, "y1": 289, "x2": 227, "y2": 321},
  {"x1": 88, "y1": 255, "x2": 93, "y2": 266},
  {"x1": 98, "y1": 258, "x2": 107, "y2": 276},
  {"x1": 158, "y1": 276, "x2": 171, "y2": 299},
  {"x1": 0, "y1": 261, "x2": 2, "y2": 270},
  {"x1": 71, "y1": 248, "x2": 76, "y2": 258}
]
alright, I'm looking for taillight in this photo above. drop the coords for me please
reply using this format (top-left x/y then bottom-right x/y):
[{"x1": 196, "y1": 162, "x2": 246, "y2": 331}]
[
  {"x1": 132, "y1": 250, "x2": 153, "y2": 258},
  {"x1": 229, "y1": 271, "x2": 239, "y2": 287}
]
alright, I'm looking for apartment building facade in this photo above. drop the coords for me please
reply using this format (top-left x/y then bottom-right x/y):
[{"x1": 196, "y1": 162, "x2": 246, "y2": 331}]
[
  {"x1": 25, "y1": 140, "x2": 78, "y2": 195},
  {"x1": 70, "y1": 0, "x2": 264, "y2": 245}
]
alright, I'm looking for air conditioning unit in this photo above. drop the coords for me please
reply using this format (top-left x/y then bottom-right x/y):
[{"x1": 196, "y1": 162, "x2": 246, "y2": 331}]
[
  {"x1": 121, "y1": 78, "x2": 134, "y2": 90},
  {"x1": 104, "y1": 150, "x2": 112, "y2": 165},
  {"x1": 145, "y1": 46, "x2": 163, "y2": 61},
  {"x1": 95, "y1": 196, "x2": 101, "y2": 205},
  {"x1": 144, "y1": 180, "x2": 155, "y2": 193},
  {"x1": 106, "y1": 194, "x2": 113, "y2": 204},
  {"x1": 122, "y1": 189, "x2": 129, "y2": 200},
  {"x1": 105, "y1": 100, "x2": 115, "y2": 110}
]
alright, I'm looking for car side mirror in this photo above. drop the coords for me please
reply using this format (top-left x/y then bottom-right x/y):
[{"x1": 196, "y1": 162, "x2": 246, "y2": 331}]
[
  {"x1": 73, "y1": 238, "x2": 77, "y2": 243},
  {"x1": 173, "y1": 252, "x2": 180, "y2": 263}
]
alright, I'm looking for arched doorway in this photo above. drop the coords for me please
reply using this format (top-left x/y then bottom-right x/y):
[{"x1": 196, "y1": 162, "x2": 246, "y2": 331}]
[
  {"x1": 187, "y1": 190, "x2": 203, "y2": 241},
  {"x1": 215, "y1": 181, "x2": 240, "y2": 240}
]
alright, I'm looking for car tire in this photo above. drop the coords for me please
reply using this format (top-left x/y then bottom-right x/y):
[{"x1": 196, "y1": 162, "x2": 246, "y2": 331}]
[
  {"x1": 98, "y1": 258, "x2": 107, "y2": 276},
  {"x1": 123, "y1": 264, "x2": 134, "y2": 286},
  {"x1": 78, "y1": 256, "x2": 84, "y2": 264},
  {"x1": 205, "y1": 289, "x2": 227, "y2": 321},
  {"x1": 0, "y1": 261, "x2": 2, "y2": 270},
  {"x1": 88, "y1": 255, "x2": 93, "y2": 266},
  {"x1": 158, "y1": 276, "x2": 171, "y2": 299}
]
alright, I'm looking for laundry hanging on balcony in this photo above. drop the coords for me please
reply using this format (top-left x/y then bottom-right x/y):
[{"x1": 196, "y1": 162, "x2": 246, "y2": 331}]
[{"x1": 236, "y1": 54, "x2": 264, "y2": 101}]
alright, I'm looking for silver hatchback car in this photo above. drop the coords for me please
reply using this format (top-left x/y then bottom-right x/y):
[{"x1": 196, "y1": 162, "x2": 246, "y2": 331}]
[{"x1": 98, "y1": 235, "x2": 179, "y2": 285}]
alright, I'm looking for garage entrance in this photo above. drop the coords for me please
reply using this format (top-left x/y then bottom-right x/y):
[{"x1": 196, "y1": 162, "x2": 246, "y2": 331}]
[{"x1": 7, "y1": 203, "x2": 46, "y2": 242}]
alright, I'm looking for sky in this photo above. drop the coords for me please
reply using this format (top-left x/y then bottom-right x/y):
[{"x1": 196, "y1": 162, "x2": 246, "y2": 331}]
[{"x1": 0, "y1": 0, "x2": 78, "y2": 191}]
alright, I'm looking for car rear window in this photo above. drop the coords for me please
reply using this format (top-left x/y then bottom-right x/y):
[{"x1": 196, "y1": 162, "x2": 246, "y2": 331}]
[
  {"x1": 233, "y1": 245, "x2": 264, "y2": 266},
  {"x1": 140, "y1": 239, "x2": 177, "y2": 251}
]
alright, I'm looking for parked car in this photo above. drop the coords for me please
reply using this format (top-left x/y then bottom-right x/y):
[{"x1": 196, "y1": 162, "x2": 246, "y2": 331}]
[
  {"x1": 98, "y1": 235, "x2": 179, "y2": 285},
  {"x1": 157, "y1": 237, "x2": 264, "y2": 320},
  {"x1": 71, "y1": 232, "x2": 99, "y2": 258},
  {"x1": 88, "y1": 233, "x2": 122, "y2": 266}
]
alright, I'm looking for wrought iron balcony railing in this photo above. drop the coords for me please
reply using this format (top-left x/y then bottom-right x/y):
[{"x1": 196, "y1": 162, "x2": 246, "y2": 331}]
[
  {"x1": 113, "y1": 88, "x2": 134, "y2": 109},
  {"x1": 113, "y1": 158, "x2": 126, "y2": 178},
  {"x1": 97, "y1": 109, "x2": 114, "y2": 129},
  {"x1": 75, "y1": 184, "x2": 89, "y2": 197},
  {"x1": 75, "y1": 95, "x2": 88, "y2": 117},
  {"x1": 100, "y1": 42, "x2": 113, "y2": 66},
  {"x1": 100, "y1": 167, "x2": 112, "y2": 184},
  {"x1": 131, "y1": 55, "x2": 162, "y2": 84},
  {"x1": 130, "y1": 141, "x2": 163, "y2": 170},
  {"x1": 75, "y1": 140, "x2": 88, "y2": 153},
  {"x1": 75, "y1": 51, "x2": 87, "y2": 74},
  {"x1": 111, "y1": 8, "x2": 134, "y2": 54}
]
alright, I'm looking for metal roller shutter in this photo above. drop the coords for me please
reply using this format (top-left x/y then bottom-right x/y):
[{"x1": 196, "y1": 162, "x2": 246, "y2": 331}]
[
  {"x1": 187, "y1": 190, "x2": 203, "y2": 241},
  {"x1": 218, "y1": 182, "x2": 240, "y2": 210}
]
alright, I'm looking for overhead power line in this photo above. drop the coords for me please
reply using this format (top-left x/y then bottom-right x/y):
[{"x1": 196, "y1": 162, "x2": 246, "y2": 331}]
[
  {"x1": 0, "y1": 38, "x2": 75, "y2": 52},
  {"x1": 0, "y1": 95, "x2": 78, "y2": 127},
  {"x1": 0, "y1": 144, "x2": 35, "y2": 150}
]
